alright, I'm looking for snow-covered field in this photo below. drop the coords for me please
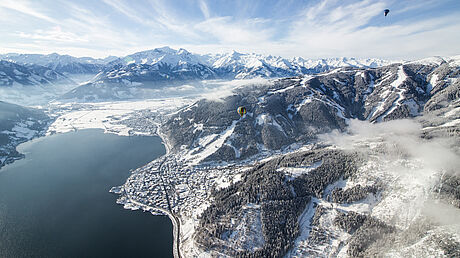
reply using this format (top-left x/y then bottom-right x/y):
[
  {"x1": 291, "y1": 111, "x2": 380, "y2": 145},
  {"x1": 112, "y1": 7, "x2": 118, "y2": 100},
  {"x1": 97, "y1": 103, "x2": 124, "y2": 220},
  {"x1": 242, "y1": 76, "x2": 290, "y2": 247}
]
[
  {"x1": 47, "y1": 98, "x2": 193, "y2": 136},
  {"x1": 46, "y1": 78, "x2": 271, "y2": 137}
]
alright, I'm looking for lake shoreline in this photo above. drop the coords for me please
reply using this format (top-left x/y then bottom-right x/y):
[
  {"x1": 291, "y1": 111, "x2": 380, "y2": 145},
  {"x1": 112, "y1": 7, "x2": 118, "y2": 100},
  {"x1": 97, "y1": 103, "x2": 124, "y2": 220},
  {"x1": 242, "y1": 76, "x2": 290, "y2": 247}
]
[{"x1": 0, "y1": 129, "x2": 173, "y2": 257}]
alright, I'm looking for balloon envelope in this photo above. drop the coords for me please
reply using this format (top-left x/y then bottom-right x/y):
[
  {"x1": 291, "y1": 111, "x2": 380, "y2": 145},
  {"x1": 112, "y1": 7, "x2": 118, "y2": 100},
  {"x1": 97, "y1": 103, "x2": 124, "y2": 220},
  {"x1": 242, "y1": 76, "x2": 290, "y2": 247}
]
[
  {"x1": 237, "y1": 106, "x2": 247, "y2": 117},
  {"x1": 384, "y1": 9, "x2": 390, "y2": 16}
]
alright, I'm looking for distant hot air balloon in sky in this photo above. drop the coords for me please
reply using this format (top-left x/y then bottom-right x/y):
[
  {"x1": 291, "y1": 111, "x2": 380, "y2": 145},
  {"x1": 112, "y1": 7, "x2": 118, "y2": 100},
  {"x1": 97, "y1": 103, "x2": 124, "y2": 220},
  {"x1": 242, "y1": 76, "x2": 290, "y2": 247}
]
[
  {"x1": 237, "y1": 106, "x2": 247, "y2": 117},
  {"x1": 384, "y1": 9, "x2": 390, "y2": 17}
]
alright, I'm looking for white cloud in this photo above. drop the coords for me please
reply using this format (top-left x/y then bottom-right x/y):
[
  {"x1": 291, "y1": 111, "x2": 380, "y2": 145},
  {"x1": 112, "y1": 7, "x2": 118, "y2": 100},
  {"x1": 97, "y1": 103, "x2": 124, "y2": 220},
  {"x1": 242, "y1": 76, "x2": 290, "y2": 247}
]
[
  {"x1": 0, "y1": 0, "x2": 57, "y2": 23},
  {"x1": 200, "y1": 78, "x2": 270, "y2": 102},
  {"x1": 281, "y1": 0, "x2": 460, "y2": 58},
  {"x1": 102, "y1": 0, "x2": 147, "y2": 24},
  {"x1": 320, "y1": 119, "x2": 460, "y2": 172},
  {"x1": 17, "y1": 26, "x2": 89, "y2": 43},
  {"x1": 195, "y1": 17, "x2": 273, "y2": 45},
  {"x1": 198, "y1": 0, "x2": 210, "y2": 19},
  {"x1": 0, "y1": 0, "x2": 459, "y2": 59}
]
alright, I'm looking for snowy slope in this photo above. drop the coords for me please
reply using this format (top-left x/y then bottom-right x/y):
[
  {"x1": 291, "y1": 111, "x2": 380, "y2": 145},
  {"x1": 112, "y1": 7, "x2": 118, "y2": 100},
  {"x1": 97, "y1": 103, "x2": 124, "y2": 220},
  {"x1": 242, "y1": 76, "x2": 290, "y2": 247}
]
[
  {"x1": 63, "y1": 47, "x2": 398, "y2": 101},
  {"x1": 208, "y1": 52, "x2": 394, "y2": 79},
  {"x1": 0, "y1": 60, "x2": 74, "y2": 87},
  {"x1": 106, "y1": 53, "x2": 460, "y2": 257},
  {"x1": 0, "y1": 101, "x2": 49, "y2": 168},
  {"x1": 0, "y1": 53, "x2": 114, "y2": 75},
  {"x1": 108, "y1": 47, "x2": 206, "y2": 66},
  {"x1": 160, "y1": 58, "x2": 460, "y2": 164}
]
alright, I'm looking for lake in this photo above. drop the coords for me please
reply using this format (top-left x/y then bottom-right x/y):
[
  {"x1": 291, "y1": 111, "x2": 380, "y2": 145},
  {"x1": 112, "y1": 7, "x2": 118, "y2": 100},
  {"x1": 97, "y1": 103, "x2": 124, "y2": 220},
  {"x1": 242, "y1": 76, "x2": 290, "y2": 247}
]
[{"x1": 0, "y1": 129, "x2": 172, "y2": 258}]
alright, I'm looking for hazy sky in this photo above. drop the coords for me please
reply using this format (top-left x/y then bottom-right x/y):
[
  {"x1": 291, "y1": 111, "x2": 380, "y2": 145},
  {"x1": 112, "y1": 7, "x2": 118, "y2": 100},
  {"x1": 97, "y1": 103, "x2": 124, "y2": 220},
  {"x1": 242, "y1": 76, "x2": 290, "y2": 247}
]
[{"x1": 1, "y1": 0, "x2": 459, "y2": 59}]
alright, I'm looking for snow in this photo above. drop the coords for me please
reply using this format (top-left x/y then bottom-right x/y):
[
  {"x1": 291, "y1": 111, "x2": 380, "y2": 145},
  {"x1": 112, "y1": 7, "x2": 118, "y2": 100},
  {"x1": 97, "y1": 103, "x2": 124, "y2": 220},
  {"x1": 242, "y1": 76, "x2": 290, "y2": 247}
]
[
  {"x1": 441, "y1": 118, "x2": 460, "y2": 127},
  {"x1": 180, "y1": 216, "x2": 209, "y2": 257},
  {"x1": 196, "y1": 133, "x2": 219, "y2": 148},
  {"x1": 405, "y1": 56, "x2": 445, "y2": 66},
  {"x1": 193, "y1": 123, "x2": 204, "y2": 133},
  {"x1": 209, "y1": 51, "x2": 392, "y2": 79},
  {"x1": 287, "y1": 200, "x2": 317, "y2": 258},
  {"x1": 443, "y1": 106, "x2": 460, "y2": 117},
  {"x1": 363, "y1": 74, "x2": 375, "y2": 100},
  {"x1": 295, "y1": 98, "x2": 313, "y2": 112},
  {"x1": 183, "y1": 119, "x2": 239, "y2": 164},
  {"x1": 448, "y1": 55, "x2": 460, "y2": 66},
  {"x1": 344, "y1": 139, "x2": 446, "y2": 230},
  {"x1": 370, "y1": 66, "x2": 410, "y2": 121},
  {"x1": 386, "y1": 229, "x2": 446, "y2": 257},
  {"x1": 370, "y1": 160, "x2": 436, "y2": 230},
  {"x1": 333, "y1": 78, "x2": 346, "y2": 85},
  {"x1": 114, "y1": 47, "x2": 203, "y2": 67},
  {"x1": 13, "y1": 69, "x2": 25, "y2": 75},
  {"x1": 267, "y1": 84, "x2": 296, "y2": 94},
  {"x1": 315, "y1": 119, "x2": 460, "y2": 257},
  {"x1": 222, "y1": 203, "x2": 265, "y2": 252},
  {"x1": 355, "y1": 71, "x2": 366, "y2": 79},
  {"x1": 254, "y1": 113, "x2": 287, "y2": 135},
  {"x1": 11, "y1": 124, "x2": 36, "y2": 139},
  {"x1": 226, "y1": 140, "x2": 241, "y2": 159},
  {"x1": 320, "y1": 68, "x2": 342, "y2": 76},
  {"x1": 301, "y1": 75, "x2": 314, "y2": 85},
  {"x1": 245, "y1": 58, "x2": 264, "y2": 69},
  {"x1": 47, "y1": 98, "x2": 191, "y2": 136},
  {"x1": 390, "y1": 65, "x2": 407, "y2": 88},
  {"x1": 255, "y1": 113, "x2": 267, "y2": 126},
  {"x1": 427, "y1": 74, "x2": 438, "y2": 93},
  {"x1": 278, "y1": 161, "x2": 323, "y2": 179},
  {"x1": 332, "y1": 91, "x2": 340, "y2": 100}
]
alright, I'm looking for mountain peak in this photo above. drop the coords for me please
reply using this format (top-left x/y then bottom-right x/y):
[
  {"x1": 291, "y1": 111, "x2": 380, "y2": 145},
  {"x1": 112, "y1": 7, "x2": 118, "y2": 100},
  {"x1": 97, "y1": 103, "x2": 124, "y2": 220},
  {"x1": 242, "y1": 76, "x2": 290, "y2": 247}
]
[
  {"x1": 177, "y1": 48, "x2": 190, "y2": 55},
  {"x1": 229, "y1": 50, "x2": 242, "y2": 57},
  {"x1": 154, "y1": 46, "x2": 175, "y2": 53},
  {"x1": 405, "y1": 56, "x2": 446, "y2": 66}
]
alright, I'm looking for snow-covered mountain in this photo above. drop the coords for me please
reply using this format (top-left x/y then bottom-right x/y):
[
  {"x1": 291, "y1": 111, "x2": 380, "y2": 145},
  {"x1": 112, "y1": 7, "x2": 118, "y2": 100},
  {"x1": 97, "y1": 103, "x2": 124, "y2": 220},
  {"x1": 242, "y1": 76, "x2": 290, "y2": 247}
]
[
  {"x1": 209, "y1": 51, "x2": 392, "y2": 79},
  {"x1": 0, "y1": 101, "x2": 49, "y2": 169},
  {"x1": 0, "y1": 47, "x2": 399, "y2": 102},
  {"x1": 0, "y1": 60, "x2": 74, "y2": 87},
  {"x1": 160, "y1": 57, "x2": 459, "y2": 160},
  {"x1": 1, "y1": 46, "x2": 458, "y2": 257},
  {"x1": 108, "y1": 47, "x2": 206, "y2": 66},
  {"x1": 107, "y1": 47, "x2": 394, "y2": 80},
  {"x1": 0, "y1": 53, "x2": 116, "y2": 75},
  {"x1": 0, "y1": 60, "x2": 80, "y2": 105},
  {"x1": 61, "y1": 47, "x2": 395, "y2": 101},
  {"x1": 113, "y1": 54, "x2": 459, "y2": 257}
]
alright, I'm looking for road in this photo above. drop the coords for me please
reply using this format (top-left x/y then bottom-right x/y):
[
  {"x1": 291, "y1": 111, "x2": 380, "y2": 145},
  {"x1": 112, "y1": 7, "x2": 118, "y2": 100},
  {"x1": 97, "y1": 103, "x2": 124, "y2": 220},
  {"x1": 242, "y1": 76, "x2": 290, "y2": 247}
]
[
  {"x1": 157, "y1": 157, "x2": 182, "y2": 258},
  {"x1": 126, "y1": 198, "x2": 181, "y2": 258}
]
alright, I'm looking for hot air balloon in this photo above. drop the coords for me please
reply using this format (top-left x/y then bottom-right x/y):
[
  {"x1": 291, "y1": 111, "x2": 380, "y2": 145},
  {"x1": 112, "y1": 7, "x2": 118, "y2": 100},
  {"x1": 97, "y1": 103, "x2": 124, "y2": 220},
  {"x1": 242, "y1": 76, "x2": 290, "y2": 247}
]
[
  {"x1": 384, "y1": 9, "x2": 390, "y2": 17},
  {"x1": 237, "y1": 106, "x2": 247, "y2": 117}
]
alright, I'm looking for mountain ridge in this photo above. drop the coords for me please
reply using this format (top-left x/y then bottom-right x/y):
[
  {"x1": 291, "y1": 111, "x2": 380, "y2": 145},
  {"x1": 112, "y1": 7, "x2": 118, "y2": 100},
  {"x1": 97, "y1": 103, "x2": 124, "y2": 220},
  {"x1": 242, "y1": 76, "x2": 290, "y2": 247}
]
[
  {"x1": 0, "y1": 53, "x2": 117, "y2": 75},
  {"x1": 112, "y1": 54, "x2": 460, "y2": 257},
  {"x1": 159, "y1": 59, "x2": 459, "y2": 163},
  {"x1": 0, "y1": 60, "x2": 75, "y2": 87},
  {"x1": 54, "y1": 47, "x2": 399, "y2": 101}
]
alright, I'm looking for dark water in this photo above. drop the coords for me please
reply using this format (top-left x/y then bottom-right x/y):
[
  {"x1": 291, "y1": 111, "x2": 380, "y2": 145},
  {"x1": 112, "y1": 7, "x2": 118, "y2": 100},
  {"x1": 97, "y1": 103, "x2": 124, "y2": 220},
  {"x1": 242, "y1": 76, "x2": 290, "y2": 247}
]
[{"x1": 0, "y1": 129, "x2": 172, "y2": 258}]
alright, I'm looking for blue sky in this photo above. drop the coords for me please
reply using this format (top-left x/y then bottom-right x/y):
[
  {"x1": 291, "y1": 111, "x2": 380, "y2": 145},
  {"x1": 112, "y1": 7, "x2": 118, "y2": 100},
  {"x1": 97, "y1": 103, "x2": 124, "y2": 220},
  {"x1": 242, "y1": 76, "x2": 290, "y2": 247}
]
[{"x1": 0, "y1": 0, "x2": 459, "y2": 59}]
